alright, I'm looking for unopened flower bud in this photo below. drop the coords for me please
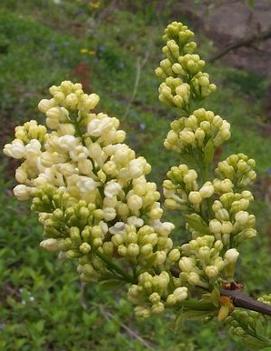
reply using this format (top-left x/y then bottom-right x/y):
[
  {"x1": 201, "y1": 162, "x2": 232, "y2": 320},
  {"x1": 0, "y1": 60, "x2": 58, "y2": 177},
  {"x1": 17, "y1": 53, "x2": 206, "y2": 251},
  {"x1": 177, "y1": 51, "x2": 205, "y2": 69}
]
[
  {"x1": 224, "y1": 248, "x2": 239, "y2": 263},
  {"x1": 40, "y1": 238, "x2": 59, "y2": 252},
  {"x1": 188, "y1": 191, "x2": 202, "y2": 205}
]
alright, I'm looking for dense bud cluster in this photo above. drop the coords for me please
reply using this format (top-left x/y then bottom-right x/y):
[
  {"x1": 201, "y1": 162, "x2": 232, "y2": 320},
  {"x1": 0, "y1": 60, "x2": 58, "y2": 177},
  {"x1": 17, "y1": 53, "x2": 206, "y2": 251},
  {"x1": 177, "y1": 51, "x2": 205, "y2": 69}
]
[
  {"x1": 178, "y1": 236, "x2": 240, "y2": 285},
  {"x1": 209, "y1": 191, "x2": 256, "y2": 246},
  {"x1": 155, "y1": 22, "x2": 216, "y2": 110},
  {"x1": 164, "y1": 108, "x2": 231, "y2": 152},
  {"x1": 163, "y1": 164, "x2": 215, "y2": 211},
  {"x1": 4, "y1": 81, "x2": 181, "y2": 305},
  {"x1": 156, "y1": 20, "x2": 259, "y2": 325},
  {"x1": 215, "y1": 153, "x2": 256, "y2": 188},
  {"x1": 163, "y1": 167, "x2": 256, "y2": 247},
  {"x1": 179, "y1": 236, "x2": 224, "y2": 285},
  {"x1": 128, "y1": 271, "x2": 188, "y2": 317}
]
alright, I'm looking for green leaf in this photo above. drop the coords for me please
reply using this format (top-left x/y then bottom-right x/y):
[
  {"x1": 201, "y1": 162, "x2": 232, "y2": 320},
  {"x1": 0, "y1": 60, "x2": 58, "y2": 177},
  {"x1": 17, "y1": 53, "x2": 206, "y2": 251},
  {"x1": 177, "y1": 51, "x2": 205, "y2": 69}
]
[
  {"x1": 255, "y1": 319, "x2": 266, "y2": 338},
  {"x1": 99, "y1": 279, "x2": 123, "y2": 290},
  {"x1": 175, "y1": 309, "x2": 213, "y2": 329},
  {"x1": 202, "y1": 287, "x2": 220, "y2": 307},
  {"x1": 183, "y1": 299, "x2": 216, "y2": 311},
  {"x1": 175, "y1": 308, "x2": 185, "y2": 330},
  {"x1": 210, "y1": 288, "x2": 221, "y2": 307},
  {"x1": 82, "y1": 311, "x2": 98, "y2": 326},
  {"x1": 203, "y1": 139, "x2": 215, "y2": 165},
  {"x1": 35, "y1": 320, "x2": 45, "y2": 333},
  {"x1": 185, "y1": 213, "x2": 210, "y2": 233},
  {"x1": 241, "y1": 336, "x2": 269, "y2": 349}
]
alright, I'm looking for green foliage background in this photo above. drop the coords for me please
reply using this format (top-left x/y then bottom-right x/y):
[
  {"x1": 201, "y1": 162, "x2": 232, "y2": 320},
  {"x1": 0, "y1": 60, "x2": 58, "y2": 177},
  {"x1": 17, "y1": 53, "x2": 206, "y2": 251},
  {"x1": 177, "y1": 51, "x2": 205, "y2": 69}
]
[{"x1": 0, "y1": 1, "x2": 271, "y2": 350}]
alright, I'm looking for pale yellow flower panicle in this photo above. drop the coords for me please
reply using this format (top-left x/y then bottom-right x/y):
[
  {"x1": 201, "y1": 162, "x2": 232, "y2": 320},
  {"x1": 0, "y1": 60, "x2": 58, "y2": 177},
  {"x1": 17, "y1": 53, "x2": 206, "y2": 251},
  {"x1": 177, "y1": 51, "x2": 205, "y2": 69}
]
[
  {"x1": 155, "y1": 21, "x2": 216, "y2": 111},
  {"x1": 4, "y1": 81, "x2": 185, "y2": 318},
  {"x1": 4, "y1": 21, "x2": 260, "y2": 323},
  {"x1": 155, "y1": 21, "x2": 257, "y2": 316}
]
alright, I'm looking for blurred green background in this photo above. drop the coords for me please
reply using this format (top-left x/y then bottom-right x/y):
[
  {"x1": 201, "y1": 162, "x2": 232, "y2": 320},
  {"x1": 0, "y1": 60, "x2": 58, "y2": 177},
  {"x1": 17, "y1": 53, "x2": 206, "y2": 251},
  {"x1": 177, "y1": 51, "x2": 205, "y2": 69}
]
[{"x1": 0, "y1": 1, "x2": 271, "y2": 350}]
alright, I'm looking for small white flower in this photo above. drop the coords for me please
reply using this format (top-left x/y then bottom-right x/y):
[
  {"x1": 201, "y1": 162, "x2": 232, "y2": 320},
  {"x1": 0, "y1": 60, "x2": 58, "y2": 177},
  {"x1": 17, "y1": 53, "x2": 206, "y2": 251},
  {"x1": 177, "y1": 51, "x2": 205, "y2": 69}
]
[
  {"x1": 80, "y1": 94, "x2": 100, "y2": 111},
  {"x1": 104, "y1": 181, "x2": 121, "y2": 198},
  {"x1": 65, "y1": 93, "x2": 78, "y2": 110},
  {"x1": 235, "y1": 211, "x2": 249, "y2": 225},
  {"x1": 25, "y1": 139, "x2": 41, "y2": 156},
  {"x1": 114, "y1": 145, "x2": 133, "y2": 164},
  {"x1": 58, "y1": 135, "x2": 78, "y2": 151},
  {"x1": 70, "y1": 145, "x2": 89, "y2": 161},
  {"x1": 128, "y1": 158, "x2": 146, "y2": 178},
  {"x1": 78, "y1": 159, "x2": 93, "y2": 175},
  {"x1": 15, "y1": 167, "x2": 28, "y2": 183},
  {"x1": 33, "y1": 171, "x2": 52, "y2": 186},
  {"x1": 103, "y1": 207, "x2": 117, "y2": 221},
  {"x1": 188, "y1": 191, "x2": 202, "y2": 205},
  {"x1": 3, "y1": 139, "x2": 25, "y2": 159},
  {"x1": 155, "y1": 251, "x2": 167, "y2": 265},
  {"x1": 179, "y1": 257, "x2": 194, "y2": 272},
  {"x1": 100, "y1": 221, "x2": 109, "y2": 234},
  {"x1": 38, "y1": 99, "x2": 55, "y2": 113},
  {"x1": 127, "y1": 194, "x2": 143, "y2": 211},
  {"x1": 76, "y1": 176, "x2": 98, "y2": 193},
  {"x1": 88, "y1": 143, "x2": 106, "y2": 166},
  {"x1": 199, "y1": 181, "x2": 214, "y2": 198},
  {"x1": 13, "y1": 184, "x2": 32, "y2": 201},
  {"x1": 153, "y1": 220, "x2": 175, "y2": 236},
  {"x1": 87, "y1": 117, "x2": 114, "y2": 137},
  {"x1": 58, "y1": 123, "x2": 75, "y2": 136},
  {"x1": 205, "y1": 265, "x2": 219, "y2": 278},
  {"x1": 40, "y1": 238, "x2": 59, "y2": 251},
  {"x1": 224, "y1": 248, "x2": 239, "y2": 263},
  {"x1": 209, "y1": 219, "x2": 222, "y2": 234},
  {"x1": 173, "y1": 287, "x2": 188, "y2": 301},
  {"x1": 109, "y1": 222, "x2": 125, "y2": 235},
  {"x1": 57, "y1": 163, "x2": 78, "y2": 176},
  {"x1": 127, "y1": 216, "x2": 144, "y2": 227}
]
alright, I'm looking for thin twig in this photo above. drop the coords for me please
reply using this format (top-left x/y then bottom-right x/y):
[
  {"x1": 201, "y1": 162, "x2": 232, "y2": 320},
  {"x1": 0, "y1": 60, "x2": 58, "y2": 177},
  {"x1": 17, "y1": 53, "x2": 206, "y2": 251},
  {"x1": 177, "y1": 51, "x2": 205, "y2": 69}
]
[
  {"x1": 98, "y1": 304, "x2": 155, "y2": 350},
  {"x1": 123, "y1": 50, "x2": 150, "y2": 120},
  {"x1": 208, "y1": 26, "x2": 271, "y2": 63},
  {"x1": 220, "y1": 288, "x2": 271, "y2": 316},
  {"x1": 171, "y1": 266, "x2": 271, "y2": 316},
  {"x1": 79, "y1": 282, "x2": 88, "y2": 310}
]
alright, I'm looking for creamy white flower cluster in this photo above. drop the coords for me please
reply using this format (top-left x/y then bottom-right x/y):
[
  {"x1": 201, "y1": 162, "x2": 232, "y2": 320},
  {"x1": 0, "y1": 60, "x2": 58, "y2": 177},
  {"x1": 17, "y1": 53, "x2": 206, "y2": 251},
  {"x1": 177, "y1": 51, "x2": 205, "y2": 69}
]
[
  {"x1": 157, "y1": 21, "x2": 259, "y2": 321},
  {"x1": 155, "y1": 22, "x2": 216, "y2": 110},
  {"x1": 163, "y1": 163, "x2": 256, "y2": 247},
  {"x1": 4, "y1": 82, "x2": 182, "y2": 303},
  {"x1": 164, "y1": 108, "x2": 231, "y2": 152},
  {"x1": 209, "y1": 191, "x2": 256, "y2": 245},
  {"x1": 179, "y1": 236, "x2": 239, "y2": 285},
  {"x1": 128, "y1": 271, "x2": 188, "y2": 318},
  {"x1": 3, "y1": 21, "x2": 263, "y2": 327},
  {"x1": 163, "y1": 164, "x2": 214, "y2": 212},
  {"x1": 215, "y1": 153, "x2": 256, "y2": 188},
  {"x1": 3, "y1": 81, "x2": 194, "y2": 318}
]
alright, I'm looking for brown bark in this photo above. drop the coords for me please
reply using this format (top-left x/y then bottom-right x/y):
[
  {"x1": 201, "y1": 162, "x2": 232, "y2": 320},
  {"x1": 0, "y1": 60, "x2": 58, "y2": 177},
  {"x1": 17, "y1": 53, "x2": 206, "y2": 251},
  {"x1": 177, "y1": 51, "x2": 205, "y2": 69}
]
[{"x1": 220, "y1": 288, "x2": 271, "y2": 316}]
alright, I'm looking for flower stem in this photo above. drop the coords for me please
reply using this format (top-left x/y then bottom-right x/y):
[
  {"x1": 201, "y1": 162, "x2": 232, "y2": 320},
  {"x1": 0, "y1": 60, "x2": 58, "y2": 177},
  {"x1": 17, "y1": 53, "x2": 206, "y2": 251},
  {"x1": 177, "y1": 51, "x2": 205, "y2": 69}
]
[{"x1": 94, "y1": 248, "x2": 136, "y2": 284}]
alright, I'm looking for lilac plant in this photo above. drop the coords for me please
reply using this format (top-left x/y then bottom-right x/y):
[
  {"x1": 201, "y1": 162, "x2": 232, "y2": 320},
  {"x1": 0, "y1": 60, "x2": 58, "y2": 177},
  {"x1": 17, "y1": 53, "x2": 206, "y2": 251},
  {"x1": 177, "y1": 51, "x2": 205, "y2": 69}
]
[{"x1": 3, "y1": 21, "x2": 271, "y2": 349}]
